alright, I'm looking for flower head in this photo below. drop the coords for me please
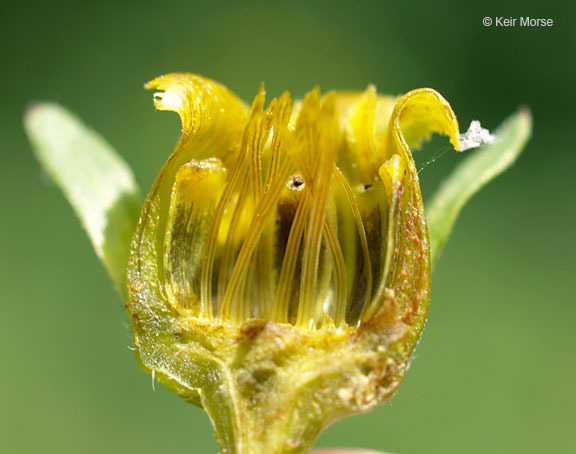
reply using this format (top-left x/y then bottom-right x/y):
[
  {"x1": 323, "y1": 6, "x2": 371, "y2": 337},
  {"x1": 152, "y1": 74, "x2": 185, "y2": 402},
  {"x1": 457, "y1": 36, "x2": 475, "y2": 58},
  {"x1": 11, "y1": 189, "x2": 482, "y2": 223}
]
[{"x1": 125, "y1": 73, "x2": 461, "y2": 454}]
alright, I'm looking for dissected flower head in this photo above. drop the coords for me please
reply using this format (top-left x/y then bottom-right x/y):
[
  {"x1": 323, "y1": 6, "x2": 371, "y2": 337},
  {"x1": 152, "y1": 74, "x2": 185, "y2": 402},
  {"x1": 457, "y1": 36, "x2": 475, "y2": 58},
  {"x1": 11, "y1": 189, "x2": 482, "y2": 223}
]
[{"x1": 127, "y1": 73, "x2": 461, "y2": 454}]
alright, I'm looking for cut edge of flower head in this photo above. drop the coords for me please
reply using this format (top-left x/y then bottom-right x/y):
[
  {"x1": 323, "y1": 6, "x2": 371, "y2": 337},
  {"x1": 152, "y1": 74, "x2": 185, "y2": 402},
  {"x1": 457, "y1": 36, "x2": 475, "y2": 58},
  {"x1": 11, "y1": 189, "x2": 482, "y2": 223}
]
[
  {"x1": 135, "y1": 73, "x2": 460, "y2": 334},
  {"x1": 121, "y1": 73, "x2": 462, "y2": 453}
]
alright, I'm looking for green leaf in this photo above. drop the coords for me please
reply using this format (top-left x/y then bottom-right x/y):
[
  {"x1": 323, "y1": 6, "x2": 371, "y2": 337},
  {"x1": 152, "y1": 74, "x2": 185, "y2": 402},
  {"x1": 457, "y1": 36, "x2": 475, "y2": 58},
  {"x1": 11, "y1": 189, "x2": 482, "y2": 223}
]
[
  {"x1": 25, "y1": 103, "x2": 141, "y2": 291},
  {"x1": 426, "y1": 108, "x2": 532, "y2": 269}
]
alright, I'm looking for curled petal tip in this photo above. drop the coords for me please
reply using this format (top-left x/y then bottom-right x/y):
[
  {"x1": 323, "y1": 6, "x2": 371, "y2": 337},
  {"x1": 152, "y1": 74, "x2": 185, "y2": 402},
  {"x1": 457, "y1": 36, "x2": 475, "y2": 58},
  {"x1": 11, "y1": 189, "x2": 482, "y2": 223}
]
[{"x1": 391, "y1": 87, "x2": 461, "y2": 153}]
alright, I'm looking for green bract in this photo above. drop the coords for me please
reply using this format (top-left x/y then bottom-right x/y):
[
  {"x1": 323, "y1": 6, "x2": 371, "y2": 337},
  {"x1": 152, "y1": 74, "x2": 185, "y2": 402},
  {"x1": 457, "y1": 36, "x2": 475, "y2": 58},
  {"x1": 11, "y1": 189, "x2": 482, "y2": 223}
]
[
  {"x1": 25, "y1": 103, "x2": 141, "y2": 290},
  {"x1": 25, "y1": 74, "x2": 531, "y2": 454}
]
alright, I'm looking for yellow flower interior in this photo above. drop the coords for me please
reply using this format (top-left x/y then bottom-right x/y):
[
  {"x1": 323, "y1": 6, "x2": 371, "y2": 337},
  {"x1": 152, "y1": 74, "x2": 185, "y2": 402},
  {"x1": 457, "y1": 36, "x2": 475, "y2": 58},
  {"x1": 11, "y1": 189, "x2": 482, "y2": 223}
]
[{"x1": 144, "y1": 73, "x2": 459, "y2": 330}]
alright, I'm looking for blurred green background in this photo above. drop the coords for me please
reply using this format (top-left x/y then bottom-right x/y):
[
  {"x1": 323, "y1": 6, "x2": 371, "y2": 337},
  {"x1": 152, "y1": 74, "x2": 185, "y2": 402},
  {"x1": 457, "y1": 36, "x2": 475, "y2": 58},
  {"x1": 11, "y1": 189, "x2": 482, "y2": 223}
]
[{"x1": 1, "y1": 0, "x2": 575, "y2": 452}]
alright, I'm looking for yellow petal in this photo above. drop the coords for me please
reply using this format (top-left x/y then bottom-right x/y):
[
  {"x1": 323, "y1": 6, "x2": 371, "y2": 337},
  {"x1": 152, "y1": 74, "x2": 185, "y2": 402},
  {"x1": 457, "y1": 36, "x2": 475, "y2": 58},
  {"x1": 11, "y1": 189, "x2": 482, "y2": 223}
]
[
  {"x1": 130, "y1": 74, "x2": 248, "y2": 321},
  {"x1": 145, "y1": 73, "x2": 249, "y2": 166},
  {"x1": 335, "y1": 87, "x2": 397, "y2": 185},
  {"x1": 382, "y1": 87, "x2": 460, "y2": 162},
  {"x1": 363, "y1": 88, "x2": 460, "y2": 339},
  {"x1": 163, "y1": 159, "x2": 227, "y2": 314}
]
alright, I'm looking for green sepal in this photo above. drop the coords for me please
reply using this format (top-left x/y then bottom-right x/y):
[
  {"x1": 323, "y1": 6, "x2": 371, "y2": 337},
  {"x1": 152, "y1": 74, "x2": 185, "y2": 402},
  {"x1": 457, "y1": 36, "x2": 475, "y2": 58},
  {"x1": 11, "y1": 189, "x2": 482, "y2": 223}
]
[{"x1": 25, "y1": 103, "x2": 141, "y2": 290}]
